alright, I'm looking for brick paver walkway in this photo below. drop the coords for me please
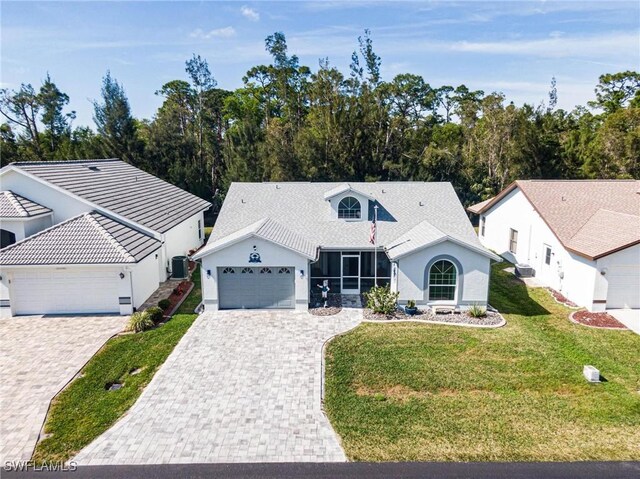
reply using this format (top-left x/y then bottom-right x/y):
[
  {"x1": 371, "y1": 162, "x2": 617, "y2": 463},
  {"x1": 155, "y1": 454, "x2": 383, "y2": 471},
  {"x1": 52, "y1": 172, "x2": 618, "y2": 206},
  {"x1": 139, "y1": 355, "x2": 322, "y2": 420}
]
[
  {"x1": 0, "y1": 315, "x2": 127, "y2": 463},
  {"x1": 75, "y1": 308, "x2": 362, "y2": 464}
]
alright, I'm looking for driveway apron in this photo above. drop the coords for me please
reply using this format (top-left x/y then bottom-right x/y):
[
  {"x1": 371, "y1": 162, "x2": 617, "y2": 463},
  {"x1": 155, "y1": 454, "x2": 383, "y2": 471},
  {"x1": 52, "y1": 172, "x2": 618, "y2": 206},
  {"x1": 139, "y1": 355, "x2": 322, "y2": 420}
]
[
  {"x1": 0, "y1": 315, "x2": 127, "y2": 463},
  {"x1": 74, "y1": 309, "x2": 362, "y2": 465}
]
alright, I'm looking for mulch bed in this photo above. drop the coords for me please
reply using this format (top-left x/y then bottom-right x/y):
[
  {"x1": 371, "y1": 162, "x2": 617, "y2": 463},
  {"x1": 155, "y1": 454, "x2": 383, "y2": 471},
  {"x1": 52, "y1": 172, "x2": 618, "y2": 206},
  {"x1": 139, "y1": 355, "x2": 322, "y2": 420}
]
[
  {"x1": 570, "y1": 310, "x2": 627, "y2": 329},
  {"x1": 161, "y1": 280, "x2": 193, "y2": 317},
  {"x1": 363, "y1": 307, "x2": 504, "y2": 326},
  {"x1": 547, "y1": 288, "x2": 579, "y2": 308}
]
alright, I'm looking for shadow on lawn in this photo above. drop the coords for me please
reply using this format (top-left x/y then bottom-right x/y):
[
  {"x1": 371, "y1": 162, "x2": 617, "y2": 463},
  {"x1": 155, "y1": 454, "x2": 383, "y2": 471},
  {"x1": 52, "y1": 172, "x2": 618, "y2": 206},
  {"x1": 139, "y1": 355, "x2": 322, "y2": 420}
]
[{"x1": 489, "y1": 263, "x2": 550, "y2": 317}]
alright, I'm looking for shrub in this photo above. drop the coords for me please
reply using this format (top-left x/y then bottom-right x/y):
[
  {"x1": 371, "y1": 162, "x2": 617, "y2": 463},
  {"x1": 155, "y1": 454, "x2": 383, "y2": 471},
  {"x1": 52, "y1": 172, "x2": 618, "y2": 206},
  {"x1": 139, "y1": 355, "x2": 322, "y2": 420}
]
[
  {"x1": 365, "y1": 285, "x2": 399, "y2": 315},
  {"x1": 126, "y1": 311, "x2": 154, "y2": 333},
  {"x1": 145, "y1": 306, "x2": 164, "y2": 324},
  {"x1": 158, "y1": 299, "x2": 171, "y2": 310},
  {"x1": 468, "y1": 304, "x2": 487, "y2": 318},
  {"x1": 407, "y1": 299, "x2": 416, "y2": 309}
]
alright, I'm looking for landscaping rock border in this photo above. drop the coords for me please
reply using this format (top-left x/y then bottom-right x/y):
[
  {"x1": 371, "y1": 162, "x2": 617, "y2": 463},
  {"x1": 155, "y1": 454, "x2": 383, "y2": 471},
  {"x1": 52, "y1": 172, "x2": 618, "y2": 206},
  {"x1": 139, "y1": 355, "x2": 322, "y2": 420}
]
[
  {"x1": 363, "y1": 307, "x2": 506, "y2": 328},
  {"x1": 547, "y1": 288, "x2": 580, "y2": 309},
  {"x1": 569, "y1": 310, "x2": 628, "y2": 330}
]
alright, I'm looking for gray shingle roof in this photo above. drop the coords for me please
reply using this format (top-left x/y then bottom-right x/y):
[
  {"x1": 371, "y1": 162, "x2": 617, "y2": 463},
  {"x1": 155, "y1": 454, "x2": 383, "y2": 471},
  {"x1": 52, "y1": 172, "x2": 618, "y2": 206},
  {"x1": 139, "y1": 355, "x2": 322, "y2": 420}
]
[
  {"x1": 204, "y1": 182, "x2": 496, "y2": 260},
  {"x1": 11, "y1": 159, "x2": 211, "y2": 233},
  {"x1": 0, "y1": 211, "x2": 161, "y2": 265},
  {"x1": 0, "y1": 191, "x2": 52, "y2": 218},
  {"x1": 194, "y1": 217, "x2": 318, "y2": 260}
]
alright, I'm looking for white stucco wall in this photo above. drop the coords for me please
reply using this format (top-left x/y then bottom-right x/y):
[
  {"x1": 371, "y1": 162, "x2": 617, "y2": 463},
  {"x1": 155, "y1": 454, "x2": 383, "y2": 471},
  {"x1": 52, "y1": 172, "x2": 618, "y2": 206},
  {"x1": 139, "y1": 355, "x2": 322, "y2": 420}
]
[
  {"x1": 130, "y1": 252, "x2": 161, "y2": 309},
  {"x1": 23, "y1": 215, "x2": 54, "y2": 237},
  {"x1": 396, "y1": 240, "x2": 492, "y2": 308},
  {"x1": 0, "y1": 219, "x2": 25, "y2": 242},
  {"x1": 1, "y1": 170, "x2": 92, "y2": 224},
  {"x1": 479, "y1": 188, "x2": 602, "y2": 310},
  {"x1": 163, "y1": 211, "x2": 205, "y2": 278},
  {"x1": 200, "y1": 236, "x2": 310, "y2": 311}
]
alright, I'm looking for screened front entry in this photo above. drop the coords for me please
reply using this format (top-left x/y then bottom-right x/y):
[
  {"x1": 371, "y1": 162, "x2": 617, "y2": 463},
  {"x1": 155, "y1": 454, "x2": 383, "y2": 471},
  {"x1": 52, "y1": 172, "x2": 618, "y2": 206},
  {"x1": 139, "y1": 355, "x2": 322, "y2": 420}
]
[
  {"x1": 311, "y1": 251, "x2": 391, "y2": 296},
  {"x1": 428, "y1": 260, "x2": 458, "y2": 301}
]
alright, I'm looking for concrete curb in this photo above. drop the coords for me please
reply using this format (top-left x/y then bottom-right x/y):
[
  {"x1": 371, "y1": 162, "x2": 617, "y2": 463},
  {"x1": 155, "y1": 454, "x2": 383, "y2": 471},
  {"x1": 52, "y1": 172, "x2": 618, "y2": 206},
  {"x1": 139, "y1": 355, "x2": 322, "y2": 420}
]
[{"x1": 361, "y1": 314, "x2": 506, "y2": 329}]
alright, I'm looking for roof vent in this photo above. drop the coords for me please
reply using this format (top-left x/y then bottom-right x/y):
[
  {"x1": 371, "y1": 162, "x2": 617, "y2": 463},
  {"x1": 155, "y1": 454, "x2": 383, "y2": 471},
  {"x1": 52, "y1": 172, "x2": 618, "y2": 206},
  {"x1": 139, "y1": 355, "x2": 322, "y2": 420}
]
[
  {"x1": 275, "y1": 184, "x2": 281, "y2": 189},
  {"x1": 419, "y1": 201, "x2": 424, "y2": 206},
  {"x1": 87, "y1": 166, "x2": 101, "y2": 172}
]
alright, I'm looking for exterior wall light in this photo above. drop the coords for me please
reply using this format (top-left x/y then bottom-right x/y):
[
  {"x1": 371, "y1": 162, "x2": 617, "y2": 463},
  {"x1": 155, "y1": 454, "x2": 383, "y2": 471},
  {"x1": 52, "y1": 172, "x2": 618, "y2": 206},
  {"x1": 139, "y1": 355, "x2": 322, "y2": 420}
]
[
  {"x1": 600, "y1": 268, "x2": 608, "y2": 276},
  {"x1": 300, "y1": 269, "x2": 305, "y2": 278},
  {"x1": 119, "y1": 272, "x2": 125, "y2": 279},
  {"x1": 207, "y1": 269, "x2": 212, "y2": 278}
]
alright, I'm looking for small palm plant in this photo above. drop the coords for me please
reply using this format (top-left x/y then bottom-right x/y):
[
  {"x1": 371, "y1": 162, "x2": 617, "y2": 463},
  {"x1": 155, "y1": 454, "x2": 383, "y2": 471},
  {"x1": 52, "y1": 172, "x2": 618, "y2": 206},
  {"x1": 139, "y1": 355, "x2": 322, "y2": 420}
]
[{"x1": 467, "y1": 303, "x2": 487, "y2": 318}]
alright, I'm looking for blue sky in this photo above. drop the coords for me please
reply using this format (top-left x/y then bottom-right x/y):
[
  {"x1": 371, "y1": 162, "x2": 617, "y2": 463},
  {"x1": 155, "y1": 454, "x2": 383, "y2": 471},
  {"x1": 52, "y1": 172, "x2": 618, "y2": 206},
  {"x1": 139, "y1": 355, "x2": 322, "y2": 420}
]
[{"x1": 2, "y1": 1, "x2": 638, "y2": 127}]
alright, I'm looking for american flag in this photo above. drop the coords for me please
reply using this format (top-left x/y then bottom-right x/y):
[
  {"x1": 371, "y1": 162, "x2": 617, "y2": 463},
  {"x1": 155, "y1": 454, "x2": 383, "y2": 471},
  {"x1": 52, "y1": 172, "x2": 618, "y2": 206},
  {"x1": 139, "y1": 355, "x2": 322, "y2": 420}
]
[{"x1": 369, "y1": 216, "x2": 376, "y2": 245}]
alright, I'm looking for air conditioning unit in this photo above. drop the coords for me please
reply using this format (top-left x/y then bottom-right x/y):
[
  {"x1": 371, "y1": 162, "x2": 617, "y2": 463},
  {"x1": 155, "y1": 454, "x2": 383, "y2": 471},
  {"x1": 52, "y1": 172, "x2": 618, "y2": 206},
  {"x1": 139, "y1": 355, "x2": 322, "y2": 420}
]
[
  {"x1": 515, "y1": 263, "x2": 534, "y2": 277},
  {"x1": 583, "y1": 365, "x2": 600, "y2": 383}
]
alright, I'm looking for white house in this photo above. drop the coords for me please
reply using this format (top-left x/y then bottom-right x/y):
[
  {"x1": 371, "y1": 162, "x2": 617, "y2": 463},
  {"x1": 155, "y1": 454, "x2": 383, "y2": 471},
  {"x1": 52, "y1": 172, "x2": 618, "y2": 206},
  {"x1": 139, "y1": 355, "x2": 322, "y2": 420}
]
[
  {"x1": 193, "y1": 182, "x2": 500, "y2": 311},
  {"x1": 468, "y1": 180, "x2": 640, "y2": 312},
  {"x1": 0, "y1": 159, "x2": 211, "y2": 316}
]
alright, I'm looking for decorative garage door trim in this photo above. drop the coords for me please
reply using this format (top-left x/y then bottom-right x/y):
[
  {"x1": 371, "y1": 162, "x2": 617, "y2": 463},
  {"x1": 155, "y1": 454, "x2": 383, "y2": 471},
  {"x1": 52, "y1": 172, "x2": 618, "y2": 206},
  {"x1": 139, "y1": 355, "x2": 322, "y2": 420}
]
[
  {"x1": 218, "y1": 266, "x2": 295, "y2": 309},
  {"x1": 11, "y1": 269, "x2": 120, "y2": 315}
]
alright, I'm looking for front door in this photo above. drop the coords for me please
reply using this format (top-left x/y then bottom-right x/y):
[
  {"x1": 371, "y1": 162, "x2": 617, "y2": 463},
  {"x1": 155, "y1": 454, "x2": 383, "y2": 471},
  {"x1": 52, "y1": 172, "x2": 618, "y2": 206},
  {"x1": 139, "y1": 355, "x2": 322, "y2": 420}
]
[{"x1": 341, "y1": 254, "x2": 360, "y2": 294}]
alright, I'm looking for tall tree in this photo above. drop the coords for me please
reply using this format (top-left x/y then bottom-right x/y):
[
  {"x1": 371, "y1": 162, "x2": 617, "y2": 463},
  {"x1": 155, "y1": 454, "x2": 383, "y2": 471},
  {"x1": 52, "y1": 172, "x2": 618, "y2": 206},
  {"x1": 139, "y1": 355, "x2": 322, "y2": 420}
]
[
  {"x1": 39, "y1": 73, "x2": 76, "y2": 156},
  {"x1": 589, "y1": 71, "x2": 640, "y2": 114},
  {"x1": 93, "y1": 71, "x2": 143, "y2": 165},
  {"x1": 0, "y1": 83, "x2": 43, "y2": 160}
]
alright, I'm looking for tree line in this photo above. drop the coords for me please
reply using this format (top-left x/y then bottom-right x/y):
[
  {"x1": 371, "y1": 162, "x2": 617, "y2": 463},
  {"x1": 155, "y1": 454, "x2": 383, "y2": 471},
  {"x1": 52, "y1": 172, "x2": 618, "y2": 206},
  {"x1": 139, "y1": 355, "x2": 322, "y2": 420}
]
[{"x1": 1, "y1": 31, "x2": 638, "y2": 211}]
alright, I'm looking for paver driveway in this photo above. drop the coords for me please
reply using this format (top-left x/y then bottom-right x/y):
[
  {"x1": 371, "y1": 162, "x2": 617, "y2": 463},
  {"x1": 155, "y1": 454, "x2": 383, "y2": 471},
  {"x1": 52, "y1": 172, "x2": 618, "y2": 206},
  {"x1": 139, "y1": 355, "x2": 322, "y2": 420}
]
[
  {"x1": 75, "y1": 309, "x2": 362, "y2": 465},
  {"x1": 0, "y1": 315, "x2": 127, "y2": 463}
]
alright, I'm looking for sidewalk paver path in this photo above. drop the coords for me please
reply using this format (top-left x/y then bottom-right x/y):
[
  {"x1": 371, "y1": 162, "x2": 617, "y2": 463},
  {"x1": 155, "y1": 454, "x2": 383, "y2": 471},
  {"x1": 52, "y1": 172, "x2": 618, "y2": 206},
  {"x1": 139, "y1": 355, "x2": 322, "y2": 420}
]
[
  {"x1": 74, "y1": 309, "x2": 362, "y2": 465},
  {"x1": 0, "y1": 315, "x2": 127, "y2": 463}
]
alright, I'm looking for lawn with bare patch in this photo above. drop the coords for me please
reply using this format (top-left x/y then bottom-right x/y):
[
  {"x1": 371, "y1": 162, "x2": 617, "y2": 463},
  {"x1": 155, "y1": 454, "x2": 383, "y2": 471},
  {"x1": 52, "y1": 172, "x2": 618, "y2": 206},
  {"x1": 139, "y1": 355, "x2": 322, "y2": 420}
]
[{"x1": 324, "y1": 263, "x2": 640, "y2": 461}]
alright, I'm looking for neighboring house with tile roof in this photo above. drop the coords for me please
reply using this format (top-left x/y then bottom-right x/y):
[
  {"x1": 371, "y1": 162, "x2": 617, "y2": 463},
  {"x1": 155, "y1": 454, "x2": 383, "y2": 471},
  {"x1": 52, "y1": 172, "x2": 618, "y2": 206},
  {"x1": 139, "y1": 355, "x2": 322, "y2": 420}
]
[
  {"x1": 468, "y1": 180, "x2": 640, "y2": 311},
  {"x1": 193, "y1": 182, "x2": 500, "y2": 311},
  {"x1": 0, "y1": 160, "x2": 211, "y2": 316}
]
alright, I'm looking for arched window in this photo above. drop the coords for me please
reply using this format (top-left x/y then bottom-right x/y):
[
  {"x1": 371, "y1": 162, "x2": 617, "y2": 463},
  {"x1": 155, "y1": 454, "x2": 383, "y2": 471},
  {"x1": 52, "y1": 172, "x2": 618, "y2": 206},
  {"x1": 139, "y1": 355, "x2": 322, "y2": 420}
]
[
  {"x1": 338, "y1": 197, "x2": 361, "y2": 219},
  {"x1": 241, "y1": 268, "x2": 254, "y2": 274},
  {"x1": 222, "y1": 267, "x2": 235, "y2": 274},
  {"x1": 278, "y1": 267, "x2": 291, "y2": 274},
  {"x1": 260, "y1": 267, "x2": 272, "y2": 274},
  {"x1": 428, "y1": 260, "x2": 457, "y2": 301}
]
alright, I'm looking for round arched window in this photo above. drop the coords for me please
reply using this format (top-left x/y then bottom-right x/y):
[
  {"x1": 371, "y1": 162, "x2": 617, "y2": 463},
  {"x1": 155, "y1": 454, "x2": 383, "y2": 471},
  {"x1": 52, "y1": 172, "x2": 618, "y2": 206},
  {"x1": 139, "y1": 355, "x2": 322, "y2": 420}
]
[
  {"x1": 338, "y1": 197, "x2": 361, "y2": 219},
  {"x1": 428, "y1": 260, "x2": 457, "y2": 301}
]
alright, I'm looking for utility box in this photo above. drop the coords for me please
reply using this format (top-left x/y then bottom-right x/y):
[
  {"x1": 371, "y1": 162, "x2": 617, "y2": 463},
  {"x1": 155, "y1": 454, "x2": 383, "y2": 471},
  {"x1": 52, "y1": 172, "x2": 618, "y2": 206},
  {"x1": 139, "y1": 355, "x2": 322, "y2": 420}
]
[
  {"x1": 583, "y1": 365, "x2": 600, "y2": 383},
  {"x1": 171, "y1": 256, "x2": 189, "y2": 279},
  {"x1": 515, "y1": 263, "x2": 534, "y2": 278}
]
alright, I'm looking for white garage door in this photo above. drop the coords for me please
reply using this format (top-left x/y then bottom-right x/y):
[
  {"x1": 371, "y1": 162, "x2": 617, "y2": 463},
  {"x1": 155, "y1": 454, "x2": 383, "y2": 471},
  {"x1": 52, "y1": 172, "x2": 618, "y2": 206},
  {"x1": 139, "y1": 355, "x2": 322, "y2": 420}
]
[
  {"x1": 11, "y1": 270, "x2": 120, "y2": 315},
  {"x1": 218, "y1": 266, "x2": 295, "y2": 309},
  {"x1": 607, "y1": 265, "x2": 640, "y2": 309}
]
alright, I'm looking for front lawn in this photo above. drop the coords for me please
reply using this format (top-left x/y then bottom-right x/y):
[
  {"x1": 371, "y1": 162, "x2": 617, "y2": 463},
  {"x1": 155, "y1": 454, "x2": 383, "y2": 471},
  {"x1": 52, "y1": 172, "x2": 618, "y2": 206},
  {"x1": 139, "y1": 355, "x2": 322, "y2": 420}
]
[
  {"x1": 32, "y1": 268, "x2": 202, "y2": 464},
  {"x1": 325, "y1": 263, "x2": 640, "y2": 461}
]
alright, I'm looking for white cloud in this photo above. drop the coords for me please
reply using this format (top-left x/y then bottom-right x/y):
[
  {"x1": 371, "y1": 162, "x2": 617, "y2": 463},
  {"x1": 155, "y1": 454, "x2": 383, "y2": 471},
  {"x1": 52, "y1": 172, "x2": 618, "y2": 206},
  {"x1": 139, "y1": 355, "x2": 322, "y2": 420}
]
[
  {"x1": 190, "y1": 26, "x2": 237, "y2": 40},
  {"x1": 449, "y1": 32, "x2": 638, "y2": 59},
  {"x1": 240, "y1": 6, "x2": 260, "y2": 21}
]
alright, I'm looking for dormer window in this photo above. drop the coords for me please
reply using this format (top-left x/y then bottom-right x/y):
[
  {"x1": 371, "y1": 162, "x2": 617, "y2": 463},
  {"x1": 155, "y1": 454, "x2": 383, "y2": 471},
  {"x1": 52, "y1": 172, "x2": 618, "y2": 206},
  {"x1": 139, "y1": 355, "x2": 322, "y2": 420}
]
[{"x1": 338, "y1": 197, "x2": 361, "y2": 219}]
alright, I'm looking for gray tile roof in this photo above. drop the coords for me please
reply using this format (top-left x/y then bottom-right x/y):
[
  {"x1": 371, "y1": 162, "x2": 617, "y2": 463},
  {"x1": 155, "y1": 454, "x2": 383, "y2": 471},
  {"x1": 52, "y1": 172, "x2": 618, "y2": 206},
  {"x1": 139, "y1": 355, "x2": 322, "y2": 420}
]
[
  {"x1": 195, "y1": 217, "x2": 318, "y2": 260},
  {"x1": 0, "y1": 211, "x2": 161, "y2": 265},
  {"x1": 204, "y1": 182, "x2": 495, "y2": 259},
  {"x1": 11, "y1": 159, "x2": 211, "y2": 233},
  {"x1": 0, "y1": 191, "x2": 52, "y2": 218}
]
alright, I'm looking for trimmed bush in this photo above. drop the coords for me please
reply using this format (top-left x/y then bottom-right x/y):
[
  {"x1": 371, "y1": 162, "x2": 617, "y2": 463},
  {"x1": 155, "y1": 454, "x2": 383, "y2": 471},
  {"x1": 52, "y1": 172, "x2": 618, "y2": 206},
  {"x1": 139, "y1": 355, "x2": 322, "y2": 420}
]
[
  {"x1": 145, "y1": 306, "x2": 164, "y2": 324},
  {"x1": 468, "y1": 304, "x2": 487, "y2": 318},
  {"x1": 158, "y1": 299, "x2": 171, "y2": 310},
  {"x1": 365, "y1": 285, "x2": 399, "y2": 315},
  {"x1": 126, "y1": 311, "x2": 154, "y2": 333}
]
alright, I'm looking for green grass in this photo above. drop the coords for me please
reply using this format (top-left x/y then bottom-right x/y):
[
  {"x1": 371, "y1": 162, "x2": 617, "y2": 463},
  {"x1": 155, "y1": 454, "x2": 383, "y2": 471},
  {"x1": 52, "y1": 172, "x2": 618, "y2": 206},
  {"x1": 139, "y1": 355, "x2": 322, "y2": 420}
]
[
  {"x1": 325, "y1": 262, "x2": 640, "y2": 462},
  {"x1": 32, "y1": 267, "x2": 202, "y2": 463}
]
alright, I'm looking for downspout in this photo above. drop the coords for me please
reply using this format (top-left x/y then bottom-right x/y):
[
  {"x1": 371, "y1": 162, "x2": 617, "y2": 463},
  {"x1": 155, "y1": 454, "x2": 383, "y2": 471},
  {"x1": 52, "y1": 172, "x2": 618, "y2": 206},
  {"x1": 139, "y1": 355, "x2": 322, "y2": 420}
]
[{"x1": 129, "y1": 270, "x2": 135, "y2": 313}]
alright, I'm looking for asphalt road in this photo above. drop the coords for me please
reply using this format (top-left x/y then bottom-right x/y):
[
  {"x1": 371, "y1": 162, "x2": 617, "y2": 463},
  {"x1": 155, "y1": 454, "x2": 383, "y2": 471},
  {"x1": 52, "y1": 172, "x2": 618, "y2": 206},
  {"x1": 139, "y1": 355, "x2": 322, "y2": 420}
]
[{"x1": 3, "y1": 461, "x2": 639, "y2": 479}]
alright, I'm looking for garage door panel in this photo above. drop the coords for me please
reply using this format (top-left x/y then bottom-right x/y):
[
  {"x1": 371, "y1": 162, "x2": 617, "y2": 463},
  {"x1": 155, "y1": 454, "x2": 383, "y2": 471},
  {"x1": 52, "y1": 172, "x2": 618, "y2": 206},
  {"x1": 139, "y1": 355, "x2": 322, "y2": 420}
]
[
  {"x1": 607, "y1": 265, "x2": 640, "y2": 309},
  {"x1": 218, "y1": 267, "x2": 295, "y2": 309},
  {"x1": 11, "y1": 270, "x2": 120, "y2": 315}
]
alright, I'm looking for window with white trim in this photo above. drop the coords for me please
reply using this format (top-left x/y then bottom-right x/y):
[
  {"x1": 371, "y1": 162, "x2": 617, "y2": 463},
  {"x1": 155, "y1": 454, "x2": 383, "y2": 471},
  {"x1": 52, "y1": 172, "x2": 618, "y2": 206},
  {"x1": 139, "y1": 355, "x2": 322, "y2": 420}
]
[
  {"x1": 544, "y1": 245, "x2": 552, "y2": 265},
  {"x1": 338, "y1": 197, "x2": 361, "y2": 219},
  {"x1": 428, "y1": 260, "x2": 457, "y2": 301},
  {"x1": 509, "y1": 229, "x2": 518, "y2": 254}
]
